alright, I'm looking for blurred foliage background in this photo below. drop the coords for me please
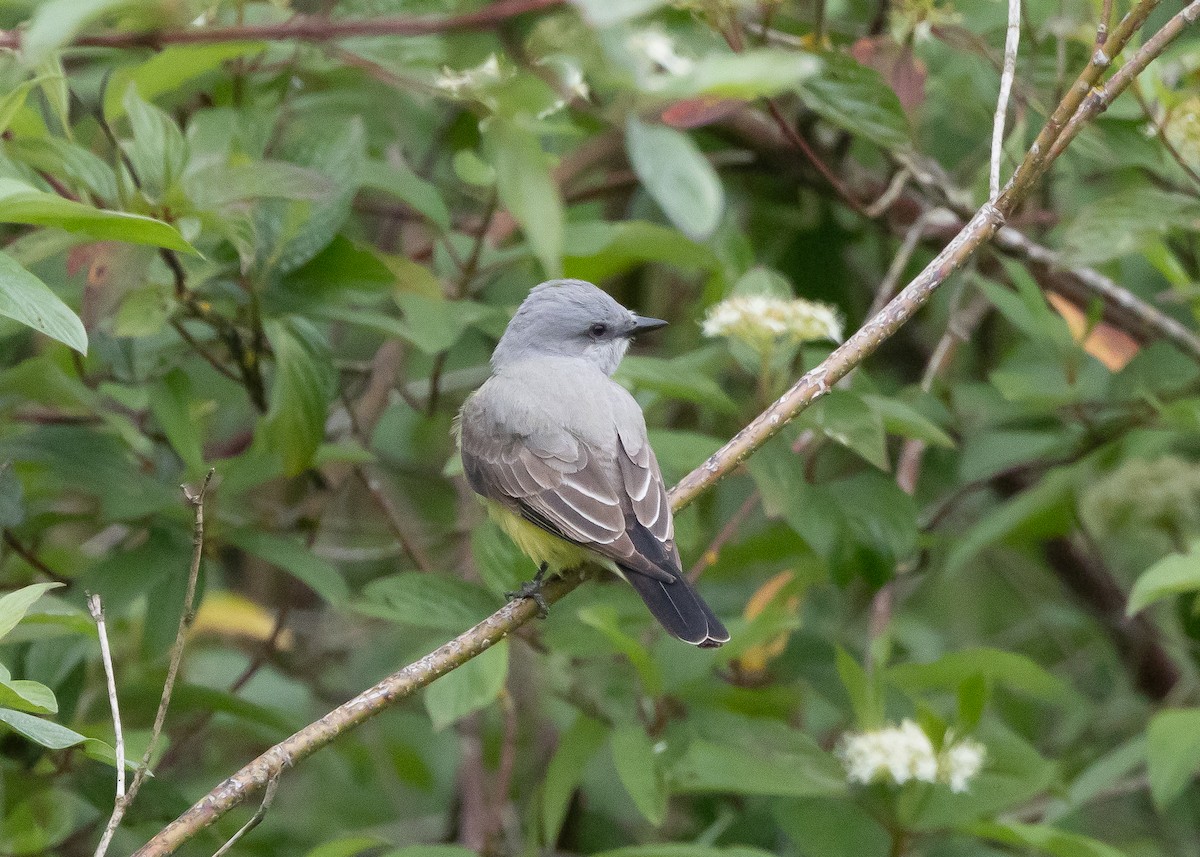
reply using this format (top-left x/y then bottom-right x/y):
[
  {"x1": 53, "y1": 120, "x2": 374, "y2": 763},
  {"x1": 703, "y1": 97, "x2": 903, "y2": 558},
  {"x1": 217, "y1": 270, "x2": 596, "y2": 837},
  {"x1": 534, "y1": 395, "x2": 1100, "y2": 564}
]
[{"x1": 2, "y1": 0, "x2": 1200, "y2": 855}]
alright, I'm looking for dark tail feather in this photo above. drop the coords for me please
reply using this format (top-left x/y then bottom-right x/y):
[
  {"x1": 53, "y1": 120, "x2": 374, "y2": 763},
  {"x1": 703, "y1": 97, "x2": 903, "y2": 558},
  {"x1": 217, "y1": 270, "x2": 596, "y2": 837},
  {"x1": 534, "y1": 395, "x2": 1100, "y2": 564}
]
[{"x1": 624, "y1": 569, "x2": 730, "y2": 648}]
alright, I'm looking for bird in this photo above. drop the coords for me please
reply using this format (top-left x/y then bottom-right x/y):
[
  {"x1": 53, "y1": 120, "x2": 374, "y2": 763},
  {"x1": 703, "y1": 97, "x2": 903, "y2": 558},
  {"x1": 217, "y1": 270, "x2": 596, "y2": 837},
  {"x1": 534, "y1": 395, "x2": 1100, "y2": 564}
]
[{"x1": 456, "y1": 278, "x2": 730, "y2": 648}]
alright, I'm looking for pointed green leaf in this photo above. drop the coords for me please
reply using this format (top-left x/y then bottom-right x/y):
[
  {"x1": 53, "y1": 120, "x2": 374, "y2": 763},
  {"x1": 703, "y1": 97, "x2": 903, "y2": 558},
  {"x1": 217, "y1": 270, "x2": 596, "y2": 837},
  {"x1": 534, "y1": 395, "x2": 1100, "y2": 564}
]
[
  {"x1": 626, "y1": 116, "x2": 724, "y2": 241},
  {"x1": 0, "y1": 252, "x2": 87, "y2": 354},
  {"x1": 488, "y1": 121, "x2": 563, "y2": 277},
  {"x1": 1147, "y1": 708, "x2": 1200, "y2": 811},
  {"x1": 423, "y1": 638, "x2": 508, "y2": 730},
  {"x1": 1127, "y1": 545, "x2": 1200, "y2": 615},
  {"x1": 0, "y1": 583, "x2": 64, "y2": 641}
]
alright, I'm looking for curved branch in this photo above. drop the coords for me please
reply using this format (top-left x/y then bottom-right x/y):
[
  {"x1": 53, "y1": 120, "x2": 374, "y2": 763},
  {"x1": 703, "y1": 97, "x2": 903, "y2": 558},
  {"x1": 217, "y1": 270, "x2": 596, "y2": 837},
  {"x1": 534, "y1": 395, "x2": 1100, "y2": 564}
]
[{"x1": 0, "y1": 0, "x2": 567, "y2": 51}]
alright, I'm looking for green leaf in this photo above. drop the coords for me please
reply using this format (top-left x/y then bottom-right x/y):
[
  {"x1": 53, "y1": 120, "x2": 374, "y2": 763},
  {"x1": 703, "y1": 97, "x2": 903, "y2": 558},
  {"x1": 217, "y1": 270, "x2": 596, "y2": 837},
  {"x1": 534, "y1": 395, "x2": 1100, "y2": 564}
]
[
  {"x1": 423, "y1": 638, "x2": 508, "y2": 731},
  {"x1": 563, "y1": 220, "x2": 718, "y2": 282},
  {"x1": 814, "y1": 391, "x2": 889, "y2": 470},
  {"x1": 0, "y1": 78, "x2": 43, "y2": 137},
  {"x1": 149, "y1": 369, "x2": 205, "y2": 475},
  {"x1": 655, "y1": 50, "x2": 822, "y2": 99},
  {"x1": 1127, "y1": 544, "x2": 1200, "y2": 615},
  {"x1": 392, "y1": 294, "x2": 497, "y2": 355},
  {"x1": 888, "y1": 647, "x2": 1075, "y2": 703},
  {"x1": 593, "y1": 848, "x2": 775, "y2": 857},
  {"x1": 357, "y1": 573, "x2": 497, "y2": 632},
  {"x1": 618, "y1": 355, "x2": 739, "y2": 414},
  {"x1": 360, "y1": 160, "x2": 451, "y2": 231},
  {"x1": 625, "y1": 116, "x2": 724, "y2": 242},
  {"x1": 0, "y1": 707, "x2": 100, "y2": 751},
  {"x1": 670, "y1": 736, "x2": 845, "y2": 798},
  {"x1": 104, "y1": 42, "x2": 267, "y2": 119},
  {"x1": 225, "y1": 529, "x2": 349, "y2": 606},
  {"x1": 187, "y1": 161, "x2": 335, "y2": 210},
  {"x1": 578, "y1": 604, "x2": 663, "y2": 696},
  {"x1": 488, "y1": 121, "x2": 563, "y2": 277},
  {"x1": 0, "y1": 252, "x2": 87, "y2": 354},
  {"x1": 0, "y1": 679, "x2": 57, "y2": 715},
  {"x1": 22, "y1": 0, "x2": 141, "y2": 66},
  {"x1": 121, "y1": 84, "x2": 189, "y2": 205},
  {"x1": 1060, "y1": 186, "x2": 1200, "y2": 266},
  {"x1": 0, "y1": 583, "x2": 64, "y2": 642},
  {"x1": 773, "y1": 797, "x2": 890, "y2": 857},
  {"x1": 800, "y1": 52, "x2": 910, "y2": 149},
  {"x1": 261, "y1": 318, "x2": 335, "y2": 477},
  {"x1": 1059, "y1": 736, "x2": 1146, "y2": 817},
  {"x1": 541, "y1": 715, "x2": 609, "y2": 844},
  {"x1": 0, "y1": 178, "x2": 192, "y2": 252},
  {"x1": 1146, "y1": 708, "x2": 1200, "y2": 811},
  {"x1": 863, "y1": 395, "x2": 955, "y2": 448},
  {"x1": 969, "y1": 821, "x2": 1127, "y2": 857},
  {"x1": 611, "y1": 724, "x2": 667, "y2": 825},
  {"x1": 835, "y1": 646, "x2": 880, "y2": 727},
  {"x1": 944, "y1": 468, "x2": 1078, "y2": 575}
]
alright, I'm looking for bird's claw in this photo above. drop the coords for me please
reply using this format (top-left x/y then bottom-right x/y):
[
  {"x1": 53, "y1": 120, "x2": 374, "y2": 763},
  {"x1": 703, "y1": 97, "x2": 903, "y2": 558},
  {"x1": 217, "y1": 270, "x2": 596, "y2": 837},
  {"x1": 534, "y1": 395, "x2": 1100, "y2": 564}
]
[{"x1": 506, "y1": 563, "x2": 549, "y2": 619}]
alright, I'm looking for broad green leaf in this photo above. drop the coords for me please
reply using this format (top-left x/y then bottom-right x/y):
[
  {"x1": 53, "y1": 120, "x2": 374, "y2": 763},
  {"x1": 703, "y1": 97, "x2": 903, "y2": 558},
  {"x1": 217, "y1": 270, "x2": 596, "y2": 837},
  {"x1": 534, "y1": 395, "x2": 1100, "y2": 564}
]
[
  {"x1": 1058, "y1": 736, "x2": 1146, "y2": 817},
  {"x1": 104, "y1": 42, "x2": 267, "y2": 119},
  {"x1": 593, "y1": 848, "x2": 775, "y2": 857},
  {"x1": 392, "y1": 294, "x2": 497, "y2": 355},
  {"x1": 1127, "y1": 544, "x2": 1200, "y2": 614},
  {"x1": 488, "y1": 121, "x2": 563, "y2": 277},
  {"x1": 611, "y1": 724, "x2": 667, "y2": 825},
  {"x1": 357, "y1": 573, "x2": 497, "y2": 632},
  {"x1": 187, "y1": 161, "x2": 335, "y2": 209},
  {"x1": 655, "y1": 50, "x2": 822, "y2": 99},
  {"x1": 359, "y1": 160, "x2": 451, "y2": 231},
  {"x1": 121, "y1": 84, "x2": 190, "y2": 205},
  {"x1": 1147, "y1": 708, "x2": 1200, "y2": 811},
  {"x1": 423, "y1": 638, "x2": 508, "y2": 730},
  {"x1": 1060, "y1": 186, "x2": 1200, "y2": 266},
  {"x1": 835, "y1": 646, "x2": 880, "y2": 728},
  {"x1": 0, "y1": 78, "x2": 42, "y2": 137},
  {"x1": 563, "y1": 220, "x2": 718, "y2": 282},
  {"x1": 0, "y1": 583, "x2": 63, "y2": 642},
  {"x1": 800, "y1": 52, "x2": 910, "y2": 149},
  {"x1": 618, "y1": 355, "x2": 738, "y2": 414},
  {"x1": 0, "y1": 786, "x2": 100, "y2": 854},
  {"x1": 747, "y1": 435, "x2": 839, "y2": 558},
  {"x1": 670, "y1": 736, "x2": 845, "y2": 797},
  {"x1": 541, "y1": 715, "x2": 609, "y2": 844},
  {"x1": 969, "y1": 821, "x2": 1127, "y2": 857},
  {"x1": 864, "y1": 395, "x2": 955, "y2": 448},
  {"x1": 0, "y1": 178, "x2": 192, "y2": 252},
  {"x1": 888, "y1": 647, "x2": 1075, "y2": 703},
  {"x1": 773, "y1": 797, "x2": 890, "y2": 857},
  {"x1": 625, "y1": 116, "x2": 724, "y2": 241},
  {"x1": 261, "y1": 318, "x2": 336, "y2": 476},
  {"x1": 0, "y1": 707, "x2": 98, "y2": 751},
  {"x1": 225, "y1": 529, "x2": 349, "y2": 606},
  {"x1": 0, "y1": 252, "x2": 88, "y2": 354},
  {"x1": 814, "y1": 390, "x2": 889, "y2": 469},
  {"x1": 0, "y1": 679, "x2": 57, "y2": 715}
]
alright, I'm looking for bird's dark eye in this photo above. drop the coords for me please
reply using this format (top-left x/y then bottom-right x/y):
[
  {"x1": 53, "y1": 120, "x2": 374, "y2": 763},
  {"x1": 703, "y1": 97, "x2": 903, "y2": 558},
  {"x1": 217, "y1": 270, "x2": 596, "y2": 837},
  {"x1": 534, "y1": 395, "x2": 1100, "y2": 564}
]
[{"x1": 589, "y1": 323, "x2": 608, "y2": 338}]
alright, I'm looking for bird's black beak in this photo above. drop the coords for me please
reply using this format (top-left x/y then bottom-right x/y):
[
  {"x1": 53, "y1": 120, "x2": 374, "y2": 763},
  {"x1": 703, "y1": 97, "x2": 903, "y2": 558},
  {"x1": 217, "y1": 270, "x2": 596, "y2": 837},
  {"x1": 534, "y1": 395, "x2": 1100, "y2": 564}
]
[{"x1": 629, "y1": 315, "x2": 669, "y2": 336}]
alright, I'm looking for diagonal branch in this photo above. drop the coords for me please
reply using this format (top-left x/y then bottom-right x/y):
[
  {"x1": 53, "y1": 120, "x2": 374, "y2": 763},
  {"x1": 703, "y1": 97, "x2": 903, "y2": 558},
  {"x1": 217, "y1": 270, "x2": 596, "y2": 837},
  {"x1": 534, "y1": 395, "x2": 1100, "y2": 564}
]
[{"x1": 0, "y1": 0, "x2": 567, "y2": 51}]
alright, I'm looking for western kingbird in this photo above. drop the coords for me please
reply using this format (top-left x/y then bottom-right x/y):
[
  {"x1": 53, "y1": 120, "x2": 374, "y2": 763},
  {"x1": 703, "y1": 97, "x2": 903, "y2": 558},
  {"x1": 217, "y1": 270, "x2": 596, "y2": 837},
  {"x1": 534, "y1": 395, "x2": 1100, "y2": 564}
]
[{"x1": 458, "y1": 279, "x2": 729, "y2": 648}]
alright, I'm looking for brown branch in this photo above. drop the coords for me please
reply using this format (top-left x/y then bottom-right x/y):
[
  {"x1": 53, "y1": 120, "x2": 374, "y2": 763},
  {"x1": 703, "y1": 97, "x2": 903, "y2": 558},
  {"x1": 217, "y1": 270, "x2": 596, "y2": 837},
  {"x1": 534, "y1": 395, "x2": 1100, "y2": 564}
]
[
  {"x1": 96, "y1": 470, "x2": 213, "y2": 857},
  {"x1": 0, "y1": 0, "x2": 568, "y2": 51}
]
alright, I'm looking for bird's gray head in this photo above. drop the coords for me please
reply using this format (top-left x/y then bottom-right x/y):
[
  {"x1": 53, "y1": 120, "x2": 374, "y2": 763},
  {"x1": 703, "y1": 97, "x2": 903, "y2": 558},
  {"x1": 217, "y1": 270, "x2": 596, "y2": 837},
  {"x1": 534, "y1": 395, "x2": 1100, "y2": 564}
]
[{"x1": 491, "y1": 279, "x2": 667, "y2": 376}]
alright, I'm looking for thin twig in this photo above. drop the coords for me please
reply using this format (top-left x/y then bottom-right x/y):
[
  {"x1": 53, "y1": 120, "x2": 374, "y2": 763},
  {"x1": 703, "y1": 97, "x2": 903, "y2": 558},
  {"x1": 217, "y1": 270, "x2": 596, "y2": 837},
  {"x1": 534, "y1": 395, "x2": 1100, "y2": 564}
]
[
  {"x1": 862, "y1": 168, "x2": 912, "y2": 219},
  {"x1": 1097, "y1": 0, "x2": 1114, "y2": 49},
  {"x1": 867, "y1": 209, "x2": 946, "y2": 318},
  {"x1": 686, "y1": 492, "x2": 760, "y2": 582},
  {"x1": 87, "y1": 595, "x2": 126, "y2": 801},
  {"x1": 1132, "y1": 83, "x2": 1200, "y2": 190},
  {"x1": 766, "y1": 100, "x2": 867, "y2": 216},
  {"x1": 3, "y1": 531, "x2": 68, "y2": 582},
  {"x1": 210, "y1": 774, "x2": 280, "y2": 857},
  {"x1": 95, "y1": 469, "x2": 213, "y2": 857},
  {"x1": 0, "y1": 0, "x2": 567, "y2": 50},
  {"x1": 990, "y1": 0, "x2": 1021, "y2": 199}
]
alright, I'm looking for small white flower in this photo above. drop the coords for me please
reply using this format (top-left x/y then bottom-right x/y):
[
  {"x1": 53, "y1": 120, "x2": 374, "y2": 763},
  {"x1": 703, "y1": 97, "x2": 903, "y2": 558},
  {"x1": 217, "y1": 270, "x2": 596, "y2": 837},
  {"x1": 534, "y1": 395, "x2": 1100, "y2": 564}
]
[
  {"x1": 837, "y1": 720, "x2": 986, "y2": 793},
  {"x1": 702, "y1": 294, "x2": 843, "y2": 351},
  {"x1": 436, "y1": 54, "x2": 505, "y2": 97},
  {"x1": 941, "y1": 737, "x2": 986, "y2": 793},
  {"x1": 627, "y1": 25, "x2": 695, "y2": 79}
]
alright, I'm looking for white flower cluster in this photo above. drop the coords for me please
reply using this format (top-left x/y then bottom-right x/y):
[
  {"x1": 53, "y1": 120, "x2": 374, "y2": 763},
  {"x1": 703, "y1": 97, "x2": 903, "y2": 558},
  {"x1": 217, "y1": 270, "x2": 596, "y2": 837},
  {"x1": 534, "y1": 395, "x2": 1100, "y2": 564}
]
[
  {"x1": 837, "y1": 720, "x2": 986, "y2": 793},
  {"x1": 702, "y1": 294, "x2": 844, "y2": 349},
  {"x1": 435, "y1": 54, "x2": 505, "y2": 97}
]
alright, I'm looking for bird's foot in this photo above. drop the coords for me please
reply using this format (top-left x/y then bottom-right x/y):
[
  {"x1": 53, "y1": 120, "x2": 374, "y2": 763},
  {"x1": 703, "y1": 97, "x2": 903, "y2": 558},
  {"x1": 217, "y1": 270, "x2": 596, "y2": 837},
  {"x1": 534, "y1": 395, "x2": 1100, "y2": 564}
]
[{"x1": 506, "y1": 563, "x2": 549, "y2": 618}]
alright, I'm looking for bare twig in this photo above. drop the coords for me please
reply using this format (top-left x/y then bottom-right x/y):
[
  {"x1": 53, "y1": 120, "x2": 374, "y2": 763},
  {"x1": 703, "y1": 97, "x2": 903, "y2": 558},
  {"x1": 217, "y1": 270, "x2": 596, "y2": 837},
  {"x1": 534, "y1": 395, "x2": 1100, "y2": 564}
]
[
  {"x1": 87, "y1": 595, "x2": 125, "y2": 801},
  {"x1": 686, "y1": 492, "x2": 760, "y2": 582},
  {"x1": 210, "y1": 774, "x2": 280, "y2": 857},
  {"x1": 0, "y1": 0, "x2": 567, "y2": 50},
  {"x1": 990, "y1": 0, "x2": 1022, "y2": 199},
  {"x1": 867, "y1": 209, "x2": 948, "y2": 318},
  {"x1": 95, "y1": 470, "x2": 213, "y2": 857},
  {"x1": 1132, "y1": 83, "x2": 1200, "y2": 190}
]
